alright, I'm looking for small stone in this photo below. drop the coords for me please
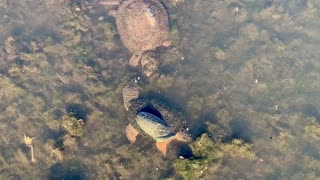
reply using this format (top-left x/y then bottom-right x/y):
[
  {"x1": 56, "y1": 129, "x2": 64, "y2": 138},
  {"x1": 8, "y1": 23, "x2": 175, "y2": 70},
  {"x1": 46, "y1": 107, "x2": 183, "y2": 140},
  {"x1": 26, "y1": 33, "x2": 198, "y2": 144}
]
[
  {"x1": 234, "y1": 7, "x2": 239, "y2": 13},
  {"x1": 98, "y1": 16, "x2": 104, "y2": 21},
  {"x1": 215, "y1": 49, "x2": 226, "y2": 60}
]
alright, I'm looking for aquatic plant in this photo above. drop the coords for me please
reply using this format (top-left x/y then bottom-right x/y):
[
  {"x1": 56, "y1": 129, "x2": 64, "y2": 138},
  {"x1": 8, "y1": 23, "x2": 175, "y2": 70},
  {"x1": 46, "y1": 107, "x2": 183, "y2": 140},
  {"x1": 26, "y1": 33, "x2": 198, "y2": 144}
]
[
  {"x1": 4, "y1": 36, "x2": 16, "y2": 56},
  {"x1": 221, "y1": 139, "x2": 256, "y2": 160}
]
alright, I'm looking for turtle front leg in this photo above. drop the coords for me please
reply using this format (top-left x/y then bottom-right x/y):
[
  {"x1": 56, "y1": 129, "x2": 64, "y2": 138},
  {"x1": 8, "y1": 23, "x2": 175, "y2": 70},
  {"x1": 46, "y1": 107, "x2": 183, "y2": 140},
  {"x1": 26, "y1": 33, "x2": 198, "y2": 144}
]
[
  {"x1": 129, "y1": 52, "x2": 143, "y2": 67},
  {"x1": 126, "y1": 124, "x2": 139, "y2": 143},
  {"x1": 156, "y1": 140, "x2": 170, "y2": 157},
  {"x1": 162, "y1": 40, "x2": 171, "y2": 47},
  {"x1": 99, "y1": 0, "x2": 120, "y2": 6},
  {"x1": 98, "y1": 0, "x2": 118, "y2": 17}
]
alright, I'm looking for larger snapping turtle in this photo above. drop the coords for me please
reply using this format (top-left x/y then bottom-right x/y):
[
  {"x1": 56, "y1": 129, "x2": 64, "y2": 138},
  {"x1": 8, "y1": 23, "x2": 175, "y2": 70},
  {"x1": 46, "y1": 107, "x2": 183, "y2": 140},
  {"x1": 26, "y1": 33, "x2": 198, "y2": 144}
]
[
  {"x1": 100, "y1": 0, "x2": 171, "y2": 67},
  {"x1": 122, "y1": 85, "x2": 192, "y2": 156}
]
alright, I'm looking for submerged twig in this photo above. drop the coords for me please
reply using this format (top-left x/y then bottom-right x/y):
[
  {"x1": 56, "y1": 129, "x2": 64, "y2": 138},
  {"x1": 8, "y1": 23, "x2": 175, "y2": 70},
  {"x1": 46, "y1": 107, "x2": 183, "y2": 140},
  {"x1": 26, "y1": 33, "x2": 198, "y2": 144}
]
[
  {"x1": 56, "y1": 73, "x2": 66, "y2": 84},
  {"x1": 23, "y1": 134, "x2": 36, "y2": 163}
]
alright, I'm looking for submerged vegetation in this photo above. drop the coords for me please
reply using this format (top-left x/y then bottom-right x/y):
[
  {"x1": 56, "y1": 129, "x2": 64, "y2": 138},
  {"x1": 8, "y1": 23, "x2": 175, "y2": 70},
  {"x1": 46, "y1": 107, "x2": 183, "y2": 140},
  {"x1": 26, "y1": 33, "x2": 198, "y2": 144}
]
[
  {"x1": 62, "y1": 114, "x2": 85, "y2": 137},
  {"x1": 0, "y1": 0, "x2": 319, "y2": 179},
  {"x1": 174, "y1": 132, "x2": 256, "y2": 179}
]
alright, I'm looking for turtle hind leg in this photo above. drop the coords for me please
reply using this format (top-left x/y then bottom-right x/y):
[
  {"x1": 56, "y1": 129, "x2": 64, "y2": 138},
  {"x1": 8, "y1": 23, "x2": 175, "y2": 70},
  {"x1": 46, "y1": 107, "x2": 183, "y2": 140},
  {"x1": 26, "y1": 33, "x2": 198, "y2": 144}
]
[
  {"x1": 126, "y1": 124, "x2": 139, "y2": 143},
  {"x1": 156, "y1": 141, "x2": 170, "y2": 157}
]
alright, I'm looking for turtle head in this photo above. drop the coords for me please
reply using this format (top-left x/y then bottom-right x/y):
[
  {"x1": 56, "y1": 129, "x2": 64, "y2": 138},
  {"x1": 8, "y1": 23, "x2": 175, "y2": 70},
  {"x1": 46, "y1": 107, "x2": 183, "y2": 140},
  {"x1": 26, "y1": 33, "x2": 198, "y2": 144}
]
[{"x1": 174, "y1": 127, "x2": 192, "y2": 143}]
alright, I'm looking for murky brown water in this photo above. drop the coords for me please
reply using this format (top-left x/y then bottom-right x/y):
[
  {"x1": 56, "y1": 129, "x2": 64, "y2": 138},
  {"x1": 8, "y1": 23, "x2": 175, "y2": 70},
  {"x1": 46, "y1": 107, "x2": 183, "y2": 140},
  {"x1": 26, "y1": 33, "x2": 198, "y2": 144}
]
[{"x1": 0, "y1": 0, "x2": 320, "y2": 179}]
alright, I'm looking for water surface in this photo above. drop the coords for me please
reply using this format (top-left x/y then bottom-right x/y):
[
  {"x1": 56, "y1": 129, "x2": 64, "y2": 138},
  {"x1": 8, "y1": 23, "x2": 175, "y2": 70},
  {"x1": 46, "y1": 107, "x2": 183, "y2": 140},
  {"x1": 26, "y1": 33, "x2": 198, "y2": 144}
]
[{"x1": 0, "y1": 0, "x2": 320, "y2": 179}]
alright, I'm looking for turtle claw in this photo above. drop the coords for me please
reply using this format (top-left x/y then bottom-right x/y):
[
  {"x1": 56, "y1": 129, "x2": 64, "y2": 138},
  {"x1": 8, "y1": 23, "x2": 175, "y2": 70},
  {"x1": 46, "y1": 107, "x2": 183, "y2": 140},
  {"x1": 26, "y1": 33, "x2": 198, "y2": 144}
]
[
  {"x1": 126, "y1": 124, "x2": 139, "y2": 143},
  {"x1": 156, "y1": 141, "x2": 169, "y2": 156}
]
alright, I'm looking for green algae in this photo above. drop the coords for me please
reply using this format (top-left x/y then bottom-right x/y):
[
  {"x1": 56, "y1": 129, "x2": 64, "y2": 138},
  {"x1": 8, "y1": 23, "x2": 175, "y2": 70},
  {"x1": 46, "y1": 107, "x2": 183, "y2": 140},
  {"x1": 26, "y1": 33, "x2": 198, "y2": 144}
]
[
  {"x1": 221, "y1": 139, "x2": 256, "y2": 160},
  {"x1": 0, "y1": 0, "x2": 320, "y2": 179},
  {"x1": 174, "y1": 133, "x2": 223, "y2": 179},
  {"x1": 174, "y1": 133, "x2": 256, "y2": 179},
  {"x1": 61, "y1": 114, "x2": 85, "y2": 137}
]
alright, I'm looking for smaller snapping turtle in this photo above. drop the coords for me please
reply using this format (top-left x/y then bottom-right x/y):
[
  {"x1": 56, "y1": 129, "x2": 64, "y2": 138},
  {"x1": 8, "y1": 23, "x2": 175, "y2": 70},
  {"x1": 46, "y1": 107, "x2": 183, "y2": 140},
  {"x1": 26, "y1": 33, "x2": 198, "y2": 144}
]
[
  {"x1": 99, "y1": 0, "x2": 171, "y2": 68},
  {"x1": 122, "y1": 84, "x2": 191, "y2": 156}
]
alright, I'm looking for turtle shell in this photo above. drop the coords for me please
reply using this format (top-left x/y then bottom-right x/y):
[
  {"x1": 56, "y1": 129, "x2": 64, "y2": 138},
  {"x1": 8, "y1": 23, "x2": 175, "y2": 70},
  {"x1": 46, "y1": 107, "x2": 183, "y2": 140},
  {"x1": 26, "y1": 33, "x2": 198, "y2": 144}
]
[
  {"x1": 127, "y1": 98, "x2": 185, "y2": 141},
  {"x1": 116, "y1": 0, "x2": 169, "y2": 53}
]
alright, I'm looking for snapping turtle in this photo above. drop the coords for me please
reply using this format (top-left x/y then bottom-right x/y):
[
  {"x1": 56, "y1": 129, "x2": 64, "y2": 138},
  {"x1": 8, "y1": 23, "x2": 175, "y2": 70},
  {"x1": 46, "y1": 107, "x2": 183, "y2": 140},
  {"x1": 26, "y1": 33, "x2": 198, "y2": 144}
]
[
  {"x1": 99, "y1": 0, "x2": 171, "y2": 67},
  {"x1": 122, "y1": 85, "x2": 192, "y2": 156}
]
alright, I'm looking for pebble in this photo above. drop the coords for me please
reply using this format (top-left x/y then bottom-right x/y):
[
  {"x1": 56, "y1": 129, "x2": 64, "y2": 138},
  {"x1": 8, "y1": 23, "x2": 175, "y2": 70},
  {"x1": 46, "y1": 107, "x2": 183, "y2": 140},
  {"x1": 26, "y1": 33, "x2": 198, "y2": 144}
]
[{"x1": 98, "y1": 16, "x2": 104, "y2": 21}]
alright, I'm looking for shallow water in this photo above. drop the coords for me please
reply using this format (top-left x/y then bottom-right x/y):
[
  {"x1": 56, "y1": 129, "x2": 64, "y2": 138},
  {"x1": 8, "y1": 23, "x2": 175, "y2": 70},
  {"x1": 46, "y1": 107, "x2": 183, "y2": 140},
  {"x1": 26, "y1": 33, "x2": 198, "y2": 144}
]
[{"x1": 0, "y1": 0, "x2": 320, "y2": 179}]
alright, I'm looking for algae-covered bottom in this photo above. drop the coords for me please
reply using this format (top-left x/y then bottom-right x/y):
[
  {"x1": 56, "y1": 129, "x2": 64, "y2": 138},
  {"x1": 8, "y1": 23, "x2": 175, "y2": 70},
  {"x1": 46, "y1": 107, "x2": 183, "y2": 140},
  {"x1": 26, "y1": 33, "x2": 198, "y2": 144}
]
[{"x1": 0, "y1": 0, "x2": 320, "y2": 179}]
